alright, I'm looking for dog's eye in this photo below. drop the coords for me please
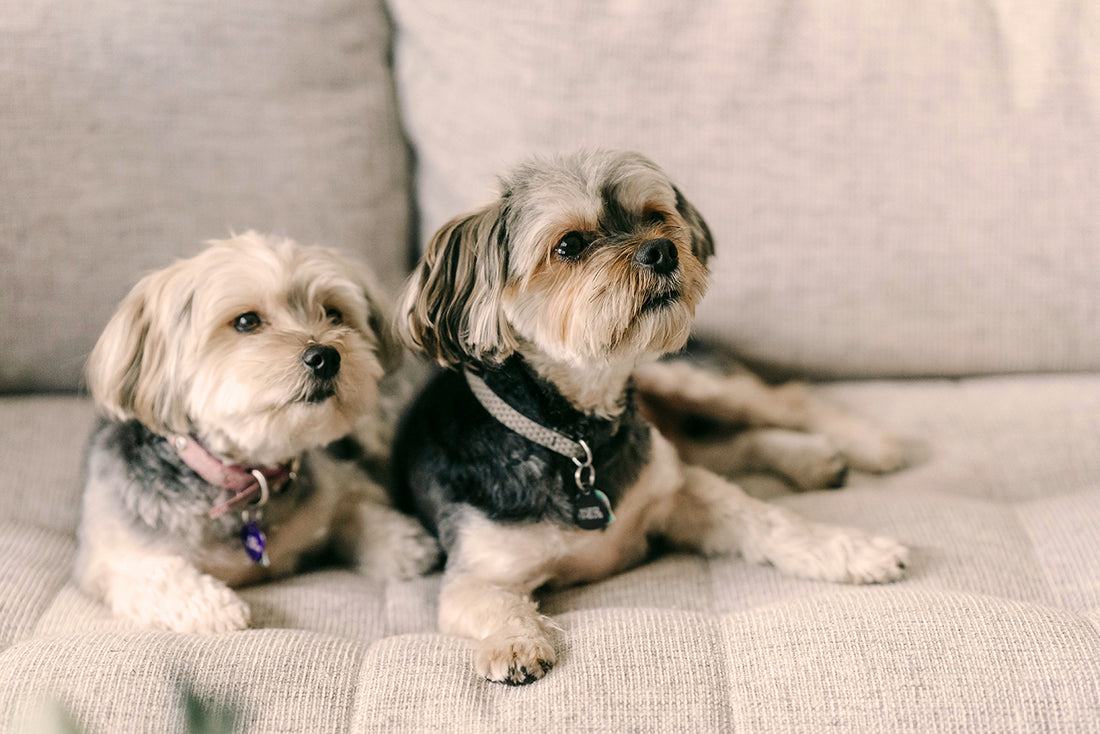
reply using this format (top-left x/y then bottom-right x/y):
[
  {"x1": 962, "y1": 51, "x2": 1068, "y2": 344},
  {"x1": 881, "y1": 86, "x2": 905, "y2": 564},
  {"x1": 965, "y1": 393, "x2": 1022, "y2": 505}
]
[
  {"x1": 325, "y1": 308, "x2": 343, "y2": 325},
  {"x1": 554, "y1": 231, "x2": 588, "y2": 261},
  {"x1": 643, "y1": 209, "x2": 667, "y2": 226},
  {"x1": 233, "y1": 312, "x2": 262, "y2": 334}
]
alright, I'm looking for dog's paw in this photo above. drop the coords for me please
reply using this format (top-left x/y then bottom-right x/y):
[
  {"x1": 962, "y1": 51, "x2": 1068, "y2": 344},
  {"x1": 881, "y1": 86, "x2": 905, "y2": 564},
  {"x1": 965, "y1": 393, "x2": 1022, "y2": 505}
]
[
  {"x1": 170, "y1": 579, "x2": 252, "y2": 634},
  {"x1": 812, "y1": 526, "x2": 909, "y2": 584},
  {"x1": 787, "y1": 525, "x2": 909, "y2": 585},
  {"x1": 386, "y1": 525, "x2": 442, "y2": 580},
  {"x1": 474, "y1": 633, "x2": 557, "y2": 685},
  {"x1": 475, "y1": 633, "x2": 556, "y2": 685},
  {"x1": 784, "y1": 435, "x2": 850, "y2": 491},
  {"x1": 831, "y1": 424, "x2": 906, "y2": 474},
  {"x1": 848, "y1": 434, "x2": 905, "y2": 474},
  {"x1": 107, "y1": 556, "x2": 251, "y2": 633},
  {"x1": 356, "y1": 508, "x2": 441, "y2": 580},
  {"x1": 743, "y1": 510, "x2": 908, "y2": 585}
]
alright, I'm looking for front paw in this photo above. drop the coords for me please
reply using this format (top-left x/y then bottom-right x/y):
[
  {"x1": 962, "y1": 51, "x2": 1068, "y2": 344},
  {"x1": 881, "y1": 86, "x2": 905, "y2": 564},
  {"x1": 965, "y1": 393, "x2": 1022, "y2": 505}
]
[
  {"x1": 107, "y1": 558, "x2": 251, "y2": 633},
  {"x1": 171, "y1": 580, "x2": 252, "y2": 634},
  {"x1": 474, "y1": 633, "x2": 557, "y2": 685},
  {"x1": 822, "y1": 528, "x2": 909, "y2": 584},
  {"x1": 389, "y1": 526, "x2": 441, "y2": 580},
  {"x1": 357, "y1": 514, "x2": 441, "y2": 580},
  {"x1": 745, "y1": 510, "x2": 909, "y2": 585},
  {"x1": 787, "y1": 525, "x2": 909, "y2": 585}
]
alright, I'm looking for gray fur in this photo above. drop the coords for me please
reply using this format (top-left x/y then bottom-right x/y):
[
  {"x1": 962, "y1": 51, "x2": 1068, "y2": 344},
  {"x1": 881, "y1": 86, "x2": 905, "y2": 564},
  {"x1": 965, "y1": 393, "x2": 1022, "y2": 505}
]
[{"x1": 84, "y1": 418, "x2": 320, "y2": 553}]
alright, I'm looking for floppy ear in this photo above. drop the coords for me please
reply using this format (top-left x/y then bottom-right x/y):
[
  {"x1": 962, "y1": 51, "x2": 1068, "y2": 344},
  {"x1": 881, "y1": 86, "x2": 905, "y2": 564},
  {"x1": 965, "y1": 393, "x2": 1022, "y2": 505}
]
[
  {"x1": 399, "y1": 202, "x2": 515, "y2": 367},
  {"x1": 673, "y1": 185, "x2": 715, "y2": 264},
  {"x1": 85, "y1": 266, "x2": 191, "y2": 433},
  {"x1": 358, "y1": 270, "x2": 404, "y2": 374}
]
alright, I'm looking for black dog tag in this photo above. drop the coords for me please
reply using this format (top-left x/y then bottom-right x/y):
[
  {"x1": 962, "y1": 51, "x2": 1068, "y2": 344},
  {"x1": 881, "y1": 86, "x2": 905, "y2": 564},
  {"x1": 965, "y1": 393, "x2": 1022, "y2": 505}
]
[{"x1": 574, "y1": 488, "x2": 614, "y2": 530}]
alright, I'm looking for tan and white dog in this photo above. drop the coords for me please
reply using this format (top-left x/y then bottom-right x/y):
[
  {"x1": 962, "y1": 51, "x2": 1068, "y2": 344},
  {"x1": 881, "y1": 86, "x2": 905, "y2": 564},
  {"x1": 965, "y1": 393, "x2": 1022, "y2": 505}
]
[
  {"x1": 76, "y1": 232, "x2": 437, "y2": 633},
  {"x1": 392, "y1": 149, "x2": 909, "y2": 685}
]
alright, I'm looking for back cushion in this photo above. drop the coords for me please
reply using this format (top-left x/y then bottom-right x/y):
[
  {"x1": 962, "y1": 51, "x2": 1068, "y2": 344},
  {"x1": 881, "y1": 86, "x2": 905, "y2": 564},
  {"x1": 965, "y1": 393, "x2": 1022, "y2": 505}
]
[
  {"x1": 0, "y1": 0, "x2": 410, "y2": 391},
  {"x1": 389, "y1": 1, "x2": 1100, "y2": 378}
]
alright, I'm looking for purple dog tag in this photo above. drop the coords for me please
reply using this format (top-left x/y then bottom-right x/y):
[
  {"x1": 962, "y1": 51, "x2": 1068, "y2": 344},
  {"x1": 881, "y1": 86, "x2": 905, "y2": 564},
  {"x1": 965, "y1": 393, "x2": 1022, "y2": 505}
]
[{"x1": 241, "y1": 520, "x2": 269, "y2": 566}]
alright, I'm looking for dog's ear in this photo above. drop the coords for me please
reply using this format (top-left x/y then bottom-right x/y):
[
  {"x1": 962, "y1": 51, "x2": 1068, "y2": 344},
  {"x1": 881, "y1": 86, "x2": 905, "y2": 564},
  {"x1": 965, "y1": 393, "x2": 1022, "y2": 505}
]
[
  {"x1": 356, "y1": 268, "x2": 404, "y2": 374},
  {"x1": 399, "y1": 202, "x2": 516, "y2": 367},
  {"x1": 86, "y1": 266, "x2": 191, "y2": 434},
  {"x1": 673, "y1": 185, "x2": 715, "y2": 264}
]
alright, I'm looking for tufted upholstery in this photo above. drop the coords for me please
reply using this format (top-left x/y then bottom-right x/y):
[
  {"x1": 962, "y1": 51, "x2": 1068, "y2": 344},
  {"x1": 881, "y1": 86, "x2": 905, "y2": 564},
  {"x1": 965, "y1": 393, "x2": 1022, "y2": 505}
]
[{"x1": 2, "y1": 375, "x2": 1098, "y2": 731}]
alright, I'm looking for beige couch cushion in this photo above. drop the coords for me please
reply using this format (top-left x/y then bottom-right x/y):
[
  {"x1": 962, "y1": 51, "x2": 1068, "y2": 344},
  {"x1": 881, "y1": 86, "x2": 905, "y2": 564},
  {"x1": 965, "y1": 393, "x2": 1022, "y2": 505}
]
[
  {"x1": 389, "y1": 1, "x2": 1100, "y2": 378},
  {"x1": 0, "y1": 0, "x2": 410, "y2": 391},
  {"x1": 2, "y1": 375, "x2": 1099, "y2": 731}
]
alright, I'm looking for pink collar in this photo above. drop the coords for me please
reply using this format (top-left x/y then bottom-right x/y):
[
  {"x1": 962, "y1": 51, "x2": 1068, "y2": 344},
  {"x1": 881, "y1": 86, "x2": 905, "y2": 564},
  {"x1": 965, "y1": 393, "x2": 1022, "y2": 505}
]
[{"x1": 169, "y1": 435, "x2": 294, "y2": 519}]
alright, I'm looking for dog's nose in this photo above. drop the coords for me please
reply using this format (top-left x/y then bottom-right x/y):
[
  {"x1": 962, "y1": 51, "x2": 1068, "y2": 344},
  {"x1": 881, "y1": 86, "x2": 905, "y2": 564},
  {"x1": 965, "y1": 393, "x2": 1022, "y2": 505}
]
[
  {"x1": 635, "y1": 238, "x2": 678, "y2": 275},
  {"x1": 302, "y1": 345, "x2": 341, "y2": 380}
]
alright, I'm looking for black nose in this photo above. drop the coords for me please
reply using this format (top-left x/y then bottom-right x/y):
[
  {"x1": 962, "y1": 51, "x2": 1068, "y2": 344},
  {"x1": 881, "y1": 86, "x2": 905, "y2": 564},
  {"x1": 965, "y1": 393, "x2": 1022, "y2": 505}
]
[
  {"x1": 302, "y1": 345, "x2": 341, "y2": 380},
  {"x1": 634, "y1": 238, "x2": 678, "y2": 275}
]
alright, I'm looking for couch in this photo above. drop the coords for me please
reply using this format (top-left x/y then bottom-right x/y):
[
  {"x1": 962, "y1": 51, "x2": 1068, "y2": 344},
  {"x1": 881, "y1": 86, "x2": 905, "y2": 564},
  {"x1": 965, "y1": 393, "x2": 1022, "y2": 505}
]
[{"x1": 2, "y1": 1, "x2": 1099, "y2": 731}]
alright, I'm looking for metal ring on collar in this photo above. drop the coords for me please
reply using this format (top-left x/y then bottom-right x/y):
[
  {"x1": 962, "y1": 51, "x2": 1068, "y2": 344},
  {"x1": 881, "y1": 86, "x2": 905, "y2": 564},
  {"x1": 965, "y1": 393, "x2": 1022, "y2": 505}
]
[
  {"x1": 249, "y1": 469, "x2": 270, "y2": 508},
  {"x1": 571, "y1": 439, "x2": 593, "y2": 468},
  {"x1": 572, "y1": 439, "x2": 596, "y2": 490},
  {"x1": 575, "y1": 463, "x2": 596, "y2": 491}
]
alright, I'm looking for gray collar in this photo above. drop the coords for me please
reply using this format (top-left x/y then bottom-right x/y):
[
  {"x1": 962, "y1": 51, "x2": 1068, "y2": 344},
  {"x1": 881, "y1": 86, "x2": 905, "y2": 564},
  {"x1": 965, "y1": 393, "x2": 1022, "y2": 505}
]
[{"x1": 465, "y1": 369, "x2": 588, "y2": 460}]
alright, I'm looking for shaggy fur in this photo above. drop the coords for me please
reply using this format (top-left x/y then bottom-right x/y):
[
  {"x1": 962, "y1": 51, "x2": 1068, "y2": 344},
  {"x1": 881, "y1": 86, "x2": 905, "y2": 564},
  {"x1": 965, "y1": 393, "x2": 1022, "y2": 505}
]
[
  {"x1": 395, "y1": 355, "x2": 652, "y2": 544},
  {"x1": 76, "y1": 232, "x2": 437, "y2": 633},
  {"x1": 393, "y1": 149, "x2": 909, "y2": 685}
]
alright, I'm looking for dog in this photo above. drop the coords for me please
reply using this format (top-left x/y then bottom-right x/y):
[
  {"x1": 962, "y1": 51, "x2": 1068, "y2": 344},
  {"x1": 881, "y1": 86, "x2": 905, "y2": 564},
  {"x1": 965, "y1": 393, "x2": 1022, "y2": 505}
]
[
  {"x1": 392, "y1": 149, "x2": 909, "y2": 685},
  {"x1": 76, "y1": 232, "x2": 438, "y2": 634}
]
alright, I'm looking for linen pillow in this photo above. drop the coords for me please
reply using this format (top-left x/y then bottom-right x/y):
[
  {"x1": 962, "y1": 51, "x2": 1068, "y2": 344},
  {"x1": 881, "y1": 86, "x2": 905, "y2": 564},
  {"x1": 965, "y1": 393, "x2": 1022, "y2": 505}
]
[{"x1": 389, "y1": 1, "x2": 1100, "y2": 377}]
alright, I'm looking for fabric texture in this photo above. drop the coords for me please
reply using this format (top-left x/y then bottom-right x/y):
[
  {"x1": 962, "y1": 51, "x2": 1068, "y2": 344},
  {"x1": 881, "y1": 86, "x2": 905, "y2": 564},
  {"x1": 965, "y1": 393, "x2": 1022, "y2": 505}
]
[
  {"x1": 0, "y1": 0, "x2": 411, "y2": 392},
  {"x1": 2, "y1": 377, "x2": 1099, "y2": 732},
  {"x1": 389, "y1": 0, "x2": 1100, "y2": 378}
]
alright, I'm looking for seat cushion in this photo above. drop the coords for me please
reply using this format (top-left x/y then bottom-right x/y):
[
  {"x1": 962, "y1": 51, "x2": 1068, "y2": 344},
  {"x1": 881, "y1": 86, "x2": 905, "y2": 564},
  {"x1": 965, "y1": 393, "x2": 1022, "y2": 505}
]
[{"x1": 2, "y1": 374, "x2": 1099, "y2": 731}]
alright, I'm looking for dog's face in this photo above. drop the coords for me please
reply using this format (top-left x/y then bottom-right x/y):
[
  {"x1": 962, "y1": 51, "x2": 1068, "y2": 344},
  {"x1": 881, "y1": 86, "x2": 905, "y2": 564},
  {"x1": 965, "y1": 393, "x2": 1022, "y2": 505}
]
[
  {"x1": 401, "y1": 150, "x2": 713, "y2": 368},
  {"x1": 87, "y1": 232, "x2": 400, "y2": 465}
]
